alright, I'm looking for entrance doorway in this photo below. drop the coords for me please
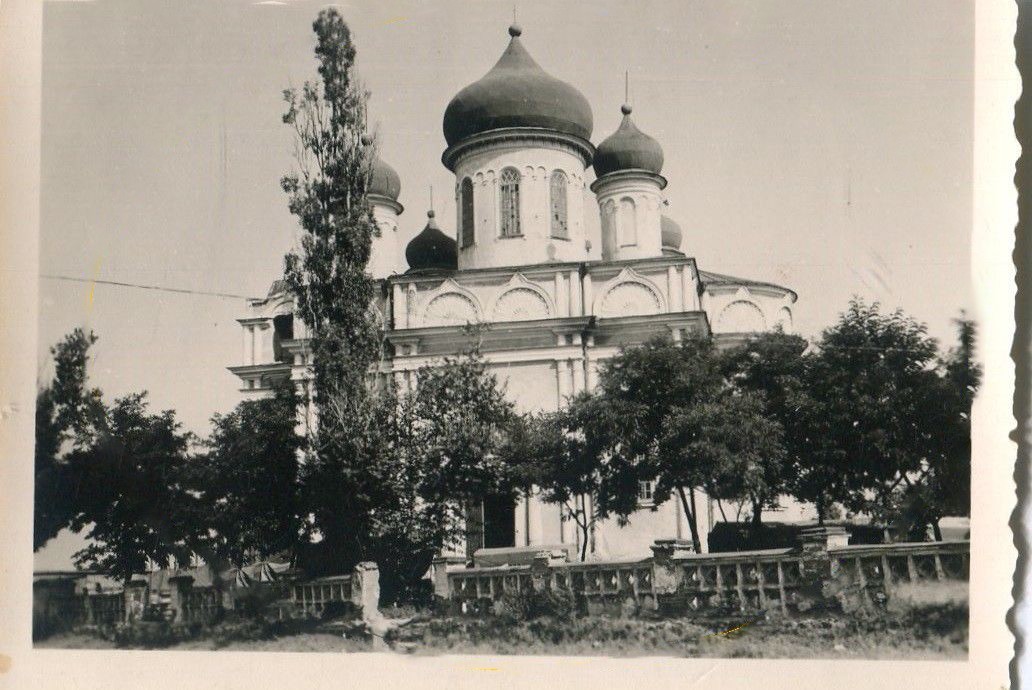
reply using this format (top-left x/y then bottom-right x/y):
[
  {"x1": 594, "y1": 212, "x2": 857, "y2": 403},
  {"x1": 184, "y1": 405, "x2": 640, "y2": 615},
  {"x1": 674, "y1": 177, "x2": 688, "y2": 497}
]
[
  {"x1": 465, "y1": 494, "x2": 516, "y2": 558},
  {"x1": 482, "y1": 494, "x2": 516, "y2": 549}
]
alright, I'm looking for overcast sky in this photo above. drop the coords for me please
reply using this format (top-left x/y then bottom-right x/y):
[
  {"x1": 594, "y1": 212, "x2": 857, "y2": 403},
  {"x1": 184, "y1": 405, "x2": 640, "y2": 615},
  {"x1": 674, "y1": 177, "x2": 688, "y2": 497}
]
[{"x1": 36, "y1": 0, "x2": 974, "y2": 566}]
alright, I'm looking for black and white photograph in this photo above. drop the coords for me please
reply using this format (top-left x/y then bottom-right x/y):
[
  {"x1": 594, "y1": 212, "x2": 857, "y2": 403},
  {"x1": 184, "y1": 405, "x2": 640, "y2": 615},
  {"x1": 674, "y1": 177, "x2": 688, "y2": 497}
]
[{"x1": 0, "y1": 0, "x2": 1019, "y2": 687}]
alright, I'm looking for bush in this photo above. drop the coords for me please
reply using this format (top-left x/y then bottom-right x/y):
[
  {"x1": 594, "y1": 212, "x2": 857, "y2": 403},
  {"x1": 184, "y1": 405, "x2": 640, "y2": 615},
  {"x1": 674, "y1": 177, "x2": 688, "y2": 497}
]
[
  {"x1": 496, "y1": 587, "x2": 577, "y2": 623},
  {"x1": 320, "y1": 600, "x2": 359, "y2": 621},
  {"x1": 105, "y1": 620, "x2": 202, "y2": 648},
  {"x1": 210, "y1": 618, "x2": 272, "y2": 648}
]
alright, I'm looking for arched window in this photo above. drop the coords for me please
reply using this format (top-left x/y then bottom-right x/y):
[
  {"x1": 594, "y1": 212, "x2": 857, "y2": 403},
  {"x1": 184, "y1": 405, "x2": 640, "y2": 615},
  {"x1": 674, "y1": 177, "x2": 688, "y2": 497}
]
[
  {"x1": 618, "y1": 197, "x2": 637, "y2": 246},
  {"x1": 499, "y1": 167, "x2": 521, "y2": 237},
  {"x1": 460, "y1": 177, "x2": 475, "y2": 248},
  {"x1": 549, "y1": 170, "x2": 568, "y2": 239}
]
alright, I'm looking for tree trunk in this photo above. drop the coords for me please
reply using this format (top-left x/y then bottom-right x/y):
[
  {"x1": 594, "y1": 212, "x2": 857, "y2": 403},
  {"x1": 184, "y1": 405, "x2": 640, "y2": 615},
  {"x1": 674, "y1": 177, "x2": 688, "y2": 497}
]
[
  {"x1": 676, "y1": 486, "x2": 702, "y2": 553},
  {"x1": 750, "y1": 499, "x2": 763, "y2": 543},
  {"x1": 816, "y1": 495, "x2": 825, "y2": 526},
  {"x1": 932, "y1": 519, "x2": 943, "y2": 542},
  {"x1": 716, "y1": 498, "x2": 729, "y2": 523}
]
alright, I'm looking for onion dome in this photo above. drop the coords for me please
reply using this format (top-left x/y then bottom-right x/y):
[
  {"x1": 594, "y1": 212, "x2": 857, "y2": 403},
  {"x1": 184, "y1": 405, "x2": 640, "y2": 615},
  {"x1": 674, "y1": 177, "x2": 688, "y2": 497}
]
[
  {"x1": 369, "y1": 158, "x2": 401, "y2": 201},
  {"x1": 361, "y1": 134, "x2": 401, "y2": 202},
  {"x1": 593, "y1": 104, "x2": 664, "y2": 178},
  {"x1": 661, "y1": 215, "x2": 683, "y2": 252},
  {"x1": 405, "y1": 210, "x2": 458, "y2": 273},
  {"x1": 442, "y1": 24, "x2": 593, "y2": 147}
]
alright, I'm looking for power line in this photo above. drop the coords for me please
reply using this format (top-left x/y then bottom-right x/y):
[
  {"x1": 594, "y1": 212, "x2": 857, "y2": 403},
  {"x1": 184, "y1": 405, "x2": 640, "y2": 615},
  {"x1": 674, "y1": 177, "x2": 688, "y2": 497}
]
[{"x1": 40, "y1": 274, "x2": 261, "y2": 301}]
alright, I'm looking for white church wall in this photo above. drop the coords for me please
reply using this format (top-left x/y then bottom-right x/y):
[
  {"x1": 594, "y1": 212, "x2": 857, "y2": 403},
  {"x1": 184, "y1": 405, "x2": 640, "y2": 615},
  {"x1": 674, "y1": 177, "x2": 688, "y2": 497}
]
[
  {"x1": 452, "y1": 143, "x2": 591, "y2": 270},
  {"x1": 592, "y1": 173, "x2": 665, "y2": 262},
  {"x1": 706, "y1": 285, "x2": 796, "y2": 335},
  {"x1": 368, "y1": 203, "x2": 403, "y2": 279}
]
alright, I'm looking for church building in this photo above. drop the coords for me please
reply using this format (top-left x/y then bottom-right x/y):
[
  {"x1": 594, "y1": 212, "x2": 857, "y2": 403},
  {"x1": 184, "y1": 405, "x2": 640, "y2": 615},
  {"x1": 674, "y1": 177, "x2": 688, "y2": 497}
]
[{"x1": 229, "y1": 24, "x2": 797, "y2": 560}]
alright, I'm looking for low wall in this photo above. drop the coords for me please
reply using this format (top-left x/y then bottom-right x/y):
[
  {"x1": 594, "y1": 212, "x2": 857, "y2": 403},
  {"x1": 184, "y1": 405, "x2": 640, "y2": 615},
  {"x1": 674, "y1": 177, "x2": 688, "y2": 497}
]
[{"x1": 435, "y1": 529, "x2": 971, "y2": 617}]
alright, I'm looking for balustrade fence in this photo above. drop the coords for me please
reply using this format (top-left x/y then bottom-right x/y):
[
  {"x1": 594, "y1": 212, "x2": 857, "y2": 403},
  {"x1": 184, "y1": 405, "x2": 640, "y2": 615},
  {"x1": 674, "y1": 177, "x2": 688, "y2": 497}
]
[
  {"x1": 291, "y1": 574, "x2": 353, "y2": 615},
  {"x1": 434, "y1": 530, "x2": 970, "y2": 617}
]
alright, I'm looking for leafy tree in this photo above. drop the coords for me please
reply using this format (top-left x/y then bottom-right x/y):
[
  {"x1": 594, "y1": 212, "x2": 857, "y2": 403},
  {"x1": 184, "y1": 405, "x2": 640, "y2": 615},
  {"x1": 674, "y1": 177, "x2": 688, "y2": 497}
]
[
  {"x1": 549, "y1": 336, "x2": 723, "y2": 552},
  {"x1": 662, "y1": 390, "x2": 786, "y2": 539},
  {"x1": 894, "y1": 314, "x2": 981, "y2": 539},
  {"x1": 189, "y1": 381, "x2": 304, "y2": 569},
  {"x1": 281, "y1": 7, "x2": 378, "y2": 402},
  {"x1": 305, "y1": 351, "x2": 520, "y2": 602},
  {"x1": 793, "y1": 298, "x2": 944, "y2": 526},
  {"x1": 512, "y1": 400, "x2": 640, "y2": 562},
  {"x1": 66, "y1": 393, "x2": 200, "y2": 582},
  {"x1": 718, "y1": 331, "x2": 809, "y2": 530},
  {"x1": 34, "y1": 329, "x2": 105, "y2": 550},
  {"x1": 279, "y1": 7, "x2": 380, "y2": 575}
]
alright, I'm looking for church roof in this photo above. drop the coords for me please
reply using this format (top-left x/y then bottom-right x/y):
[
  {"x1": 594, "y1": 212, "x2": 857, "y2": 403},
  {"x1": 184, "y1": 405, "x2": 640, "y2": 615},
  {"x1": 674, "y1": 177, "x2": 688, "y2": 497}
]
[
  {"x1": 442, "y1": 24, "x2": 594, "y2": 147},
  {"x1": 697, "y1": 269, "x2": 797, "y2": 300},
  {"x1": 593, "y1": 104, "x2": 664, "y2": 178}
]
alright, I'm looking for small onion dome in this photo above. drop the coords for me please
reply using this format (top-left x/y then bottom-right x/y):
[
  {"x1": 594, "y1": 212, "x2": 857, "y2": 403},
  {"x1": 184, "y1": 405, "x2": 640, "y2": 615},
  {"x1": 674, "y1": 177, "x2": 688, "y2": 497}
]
[
  {"x1": 442, "y1": 24, "x2": 593, "y2": 147},
  {"x1": 661, "y1": 215, "x2": 684, "y2": 252},
  {"x1": 361, "y1": 134, "x2": 402, "y2": 202},
  {"x1": 368, "y1": 157, "x2": 401, "y2": 201},
  {"x1": 593, "y1": 104, "x2": 664, "y2": 178},
  {"x1": 405, "y1": 210, "x2": 458, "y2": 273}
]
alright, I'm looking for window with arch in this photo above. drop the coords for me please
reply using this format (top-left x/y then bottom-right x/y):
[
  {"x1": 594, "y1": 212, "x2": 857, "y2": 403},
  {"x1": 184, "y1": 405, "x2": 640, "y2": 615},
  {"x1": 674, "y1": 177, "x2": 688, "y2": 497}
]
[
  {"x1": 549, "y1": 170, "x2": 569, "y2": 239},
  {"x1": 499, "y1": 167, "x2": 522, "y2": 237},
  {"x1": 618, "y1": 197, "x2": 637, "y2": 246},
  {"x1": 460, "y1": 177, "x2": 475, "y2": 248}
]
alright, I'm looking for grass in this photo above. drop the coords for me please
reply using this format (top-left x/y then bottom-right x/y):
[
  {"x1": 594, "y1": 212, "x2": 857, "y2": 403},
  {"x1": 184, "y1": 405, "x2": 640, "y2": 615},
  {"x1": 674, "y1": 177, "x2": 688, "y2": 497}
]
[{"x1": 36, "y1": 583, "x2": 967, "y2": 659}]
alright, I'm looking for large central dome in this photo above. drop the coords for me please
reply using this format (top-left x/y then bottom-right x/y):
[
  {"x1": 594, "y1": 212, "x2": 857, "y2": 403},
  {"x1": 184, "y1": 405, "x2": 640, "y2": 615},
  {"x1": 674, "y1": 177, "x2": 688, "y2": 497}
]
[{"x1": 442, "y1": 25, "x2": 593, "y2": 147}]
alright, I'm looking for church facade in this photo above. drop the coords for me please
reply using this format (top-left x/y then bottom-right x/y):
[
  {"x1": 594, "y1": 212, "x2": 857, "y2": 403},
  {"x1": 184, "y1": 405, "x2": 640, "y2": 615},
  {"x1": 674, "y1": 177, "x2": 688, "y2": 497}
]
[{"x1": 229, "y1": 24, "x2": 797, "y2": 560}]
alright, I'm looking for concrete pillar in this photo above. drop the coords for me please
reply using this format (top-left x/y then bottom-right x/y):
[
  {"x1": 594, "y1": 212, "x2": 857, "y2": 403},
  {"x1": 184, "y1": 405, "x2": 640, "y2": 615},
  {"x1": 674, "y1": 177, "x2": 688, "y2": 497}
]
[
  {"x1": 527, "y1": 491, "x2": 543, "y2": 545},
  {"x1": 554, "y1": 271, "x2": 567, "y2": 317},
  {"x1": 569, "y1": 269, "x2": 581, "y2": 316},
  {"x1": 586, "y1": 360, "x2": 599, "y2": 391},
  {"x1": 124, "y1": 581, "x2": 148, "y2": 624},
  {"x1": 582, "y1": 272, "x2": 593, "y2": 315},
  {"x1": 795, "y1": 526, "x2": 848, "y2": 613},
  {"x1": 431, "y1": 557, "x2": 452, "y2": 602},
  {"x1": 667, "y1": 265, "x2": 679, "y2": 313},
  {"x1": 556, "y1": 359, "x2": 571, "y2": 408},
  {"x1": 512, "y1": 493, "x2": 527, "y2": 547},
  {"x1": 650, "y1": 539, "x2": 693, "y2": 612},
  {"x1": 572, "y1": 357, "x2": 585, "y2": 393},
  {"x1": 682, "y1": 265, "x2": 698, "y2": 311},
  {"x1": 350, "y1": 562, "x2": 380, "y2": 621}
]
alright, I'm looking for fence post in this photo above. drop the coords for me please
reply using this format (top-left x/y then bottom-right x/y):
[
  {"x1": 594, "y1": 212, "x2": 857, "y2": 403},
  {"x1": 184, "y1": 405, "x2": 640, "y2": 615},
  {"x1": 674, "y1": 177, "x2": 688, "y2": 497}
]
[
  {"x1": 532, "y1": 549, "x2": 568, "y2": 592},
  {"x1": 431, "y1": 556, "x2": 451, "y2": 601},
  {"x1": 795, "y1": 526, "x2": 847, "y2": 613},
  {"x1": 167, "y1": 574, "x2": 194, "y2": 623},
  {"x1": 350, "y1": 561, "x2": 380, "y2": 621},
  {"x1": 124, "y1": 580, "x2": 148, "y2": 624},
  {"x1": 650, "y1": 539, "x2": 692, "y2": 612}
]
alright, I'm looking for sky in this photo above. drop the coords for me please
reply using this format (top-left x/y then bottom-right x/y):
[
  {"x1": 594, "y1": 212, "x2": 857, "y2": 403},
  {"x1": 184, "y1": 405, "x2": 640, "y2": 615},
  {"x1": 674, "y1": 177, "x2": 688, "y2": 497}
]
[{"x1": 36, "y1": 0, "x2": 974, "y2": 567}]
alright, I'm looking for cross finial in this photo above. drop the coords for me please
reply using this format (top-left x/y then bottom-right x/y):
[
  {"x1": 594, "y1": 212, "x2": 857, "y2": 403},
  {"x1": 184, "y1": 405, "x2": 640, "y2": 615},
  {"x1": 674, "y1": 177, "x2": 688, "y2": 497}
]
[
  {"x1": 429, "y1": 184, "x2": 434, "y2": 213},
  {"x1": 625, "y1": 70, "x2": 629, "y2": 104}
]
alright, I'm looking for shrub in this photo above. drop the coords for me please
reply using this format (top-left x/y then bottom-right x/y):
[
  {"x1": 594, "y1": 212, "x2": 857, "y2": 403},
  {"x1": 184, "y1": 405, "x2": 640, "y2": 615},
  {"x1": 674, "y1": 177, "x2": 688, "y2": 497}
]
[
  {"x1": 496, "y1": 587, "x2": 577, "y2": 623},
  {"x1": 320, "y1": 600, "x2": 359, "y2": 621},
  {"x1": 107, "y1": 620, "x2": 201, "y2": 648},
  {"x1": 210, "y1": 618, "x2": 272, "y2": 648}
]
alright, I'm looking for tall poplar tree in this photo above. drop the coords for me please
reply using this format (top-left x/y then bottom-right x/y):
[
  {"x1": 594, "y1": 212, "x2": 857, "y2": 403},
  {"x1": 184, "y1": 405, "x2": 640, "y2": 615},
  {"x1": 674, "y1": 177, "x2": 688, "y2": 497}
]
[{"x1": 280, "y1": 8, "x2": 382, "y2": 570}]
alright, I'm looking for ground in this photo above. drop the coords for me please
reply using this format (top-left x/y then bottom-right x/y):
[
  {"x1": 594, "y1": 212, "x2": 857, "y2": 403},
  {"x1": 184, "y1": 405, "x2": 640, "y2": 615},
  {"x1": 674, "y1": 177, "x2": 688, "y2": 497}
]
[
  {"x1": 34, "y1": 585, "x2": 965, "y2": 660},
  {"x1": 36, "y1": 583, "x2": 967, "y2": 659}
]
